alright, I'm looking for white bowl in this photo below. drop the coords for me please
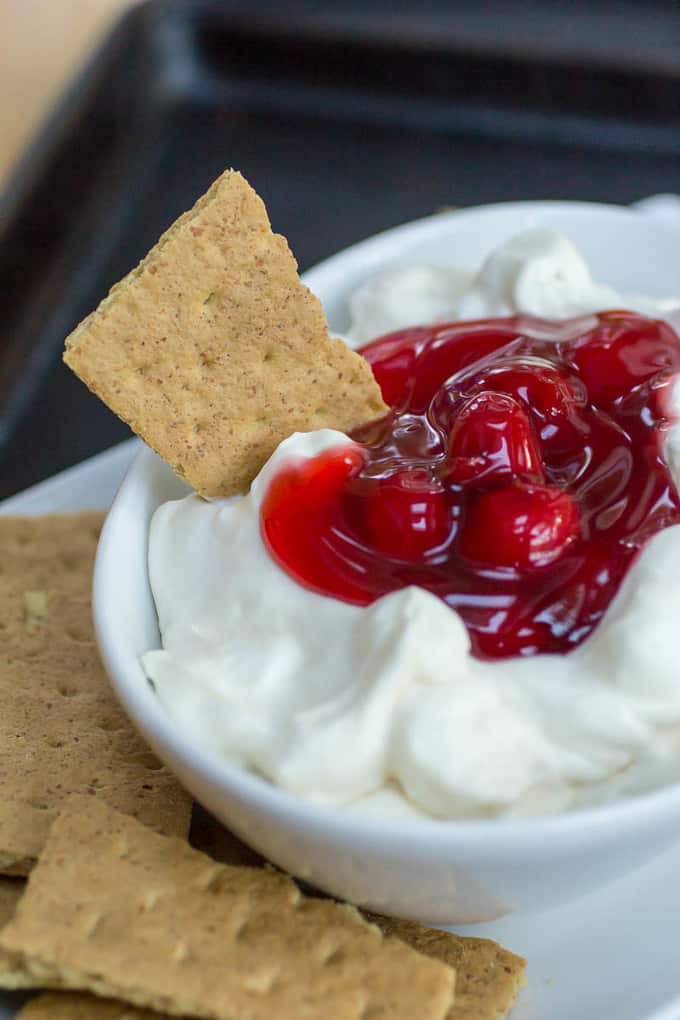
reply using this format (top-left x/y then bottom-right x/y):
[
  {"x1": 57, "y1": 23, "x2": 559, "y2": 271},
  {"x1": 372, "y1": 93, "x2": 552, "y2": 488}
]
[{"x1": 94, "y1": 200, "x2": 680, "y2": 925}]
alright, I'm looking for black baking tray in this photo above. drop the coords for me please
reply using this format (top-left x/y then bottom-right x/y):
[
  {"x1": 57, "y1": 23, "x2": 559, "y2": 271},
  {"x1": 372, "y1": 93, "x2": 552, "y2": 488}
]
[{"x1": 1, "y1": 0, "x2": 679, "y2": 498}]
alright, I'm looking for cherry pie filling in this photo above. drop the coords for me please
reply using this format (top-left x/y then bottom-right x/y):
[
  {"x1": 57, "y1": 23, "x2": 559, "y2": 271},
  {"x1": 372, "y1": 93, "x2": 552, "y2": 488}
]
[{"x1": 262, "y1": 311, "x2": 680, "y2": 660}]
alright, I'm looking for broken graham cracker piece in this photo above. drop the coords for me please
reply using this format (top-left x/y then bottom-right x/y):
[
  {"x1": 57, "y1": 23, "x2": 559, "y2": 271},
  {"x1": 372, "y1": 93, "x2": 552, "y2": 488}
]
[
  {"x1": 368, "y1": 915, "x2": 526, "y2": 1020},
  {"x1": 63, "y1": 170, "x2": 388, "y2": 498},
  {"x1": 0, "y1": 879, "x2": 148, "y2": 998},
  {"x1": 0, "y1": 512, "x2": 104, "y2": 668},
  {"x1": 0, "y1": 797, "x2": 454, "y2": 1020},
  {"x1": 8, "y1": 814, "x2": 524, "y2": 1019},
  {"x1": 187, "y1": 811, "x2": 524, "y2": 1019},
  {"x1": 0, "y1": 514, "x2": 192, "y2": 875},
  {"x1": 15, "y1": 994, "x2": 160, "y2": 1019}
]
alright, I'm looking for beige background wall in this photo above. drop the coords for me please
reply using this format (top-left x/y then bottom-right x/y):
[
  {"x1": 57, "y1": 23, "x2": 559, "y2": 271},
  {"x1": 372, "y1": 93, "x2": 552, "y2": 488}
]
[{"x1": 0, "y1": 0, "x2": 135, "y2": 185}]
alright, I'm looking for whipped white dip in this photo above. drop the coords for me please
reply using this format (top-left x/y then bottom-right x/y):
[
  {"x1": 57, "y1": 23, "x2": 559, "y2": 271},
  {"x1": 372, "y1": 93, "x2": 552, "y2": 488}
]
[
  {"x1": 346, "y1": 230, "x2": 680, "y2": 345},
  {"x1": 143, "y1": 230, "x2": 680, "y2": 819}
]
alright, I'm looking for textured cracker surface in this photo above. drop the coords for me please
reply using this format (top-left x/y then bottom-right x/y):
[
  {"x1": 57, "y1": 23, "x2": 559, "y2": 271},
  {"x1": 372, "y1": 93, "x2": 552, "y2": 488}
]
[
  {"x1": 10, "y1": 811, "x2": 247, "y2": 1012},
  {"x1": 63, "y1": 169, "x2": 387, "y2": 498},
  {"x1": 191, "y1": 812, "x2": 525, "y2": 1019},
  {"x1": 0, "y1": 797, "x2": 454, "y2": 1020},
  {"x1": 369, "y1": 915, "x2": 526, "y2": 1020},
  {"x1": 188, "y1": 811, "x2": 525, "y2": 1019},
  {"x1": 0, "y1": 514, "x2": 192, "y2": 874}
]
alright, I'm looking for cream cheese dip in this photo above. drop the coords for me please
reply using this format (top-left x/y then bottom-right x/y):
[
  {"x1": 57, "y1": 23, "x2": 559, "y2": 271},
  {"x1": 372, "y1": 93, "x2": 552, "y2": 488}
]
[
  {"x1": 142, "y1": 230, "x2": 680, "y2": 820},
  {"x1": 346, "y1": 229, "x2": 680, "y2": 345}
]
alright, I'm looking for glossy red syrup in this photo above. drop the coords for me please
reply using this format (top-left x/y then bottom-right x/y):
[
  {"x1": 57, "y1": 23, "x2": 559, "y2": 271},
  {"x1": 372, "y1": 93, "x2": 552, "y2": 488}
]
[{"x1": 261, "y1": 312, "x2": 680, "y2": 659}]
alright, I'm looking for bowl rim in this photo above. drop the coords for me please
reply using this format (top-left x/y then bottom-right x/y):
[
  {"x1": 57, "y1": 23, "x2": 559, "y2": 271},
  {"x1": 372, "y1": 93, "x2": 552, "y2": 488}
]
[
  {"x1": 94, "y1": 197, "x2": 680, "y2": 849},
  {"x1": 302, "y1": 197, "x2": 680, "y2": 305}
]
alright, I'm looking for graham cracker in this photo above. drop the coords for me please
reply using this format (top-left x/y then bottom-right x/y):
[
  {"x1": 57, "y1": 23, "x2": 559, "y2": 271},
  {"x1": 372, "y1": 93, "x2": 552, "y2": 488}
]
[
  {"x1": 187, "y1": 812, "x2": 525, "y2": 1018},
  {"x1": 63, "y1": 170, "x2": 387, "y2": 498},
  {"x1": 0, "y1": 514, "x2": 192, "y2": 875},
  {"x1": 0, "y1": 796, "x2": 454, "y2": 1020},
  {"x1": 368, "y1": 915, "x2": 526, "y2": 1020},
  {"x1": 15, "y1": 994, "x2": 159, "y2": 1019},
  {"x1": 188, "y1": 811, "x2": 525, "y2": 1018}
]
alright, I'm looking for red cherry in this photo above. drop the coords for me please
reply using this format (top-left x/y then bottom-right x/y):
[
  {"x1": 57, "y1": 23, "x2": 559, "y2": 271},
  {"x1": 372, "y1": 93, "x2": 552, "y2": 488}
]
[
  {"x1": 360, "y1": 329, "x2": 422, "y2": 408},
  {"x1": 567, "y1": 312, "x2": 680, "y2": 407},
  {"x1": 468, "y1": 361, "x2": 584, "y2": 452},
  {"x1": 408, "y1": 324, "x2": 520, "y2": 412},
  {"x1": 459, "y1": 482, "x2": 580, "y2": 570},
  {"x1": 445, "y1": 392, "x2": 544, "y2": 486},
  {"x1": 364, "y1": 469, "x2": 451, "y2": 560},
  {"x1": 261, "y1": 445, "x2": 370, "y2": 604}
]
